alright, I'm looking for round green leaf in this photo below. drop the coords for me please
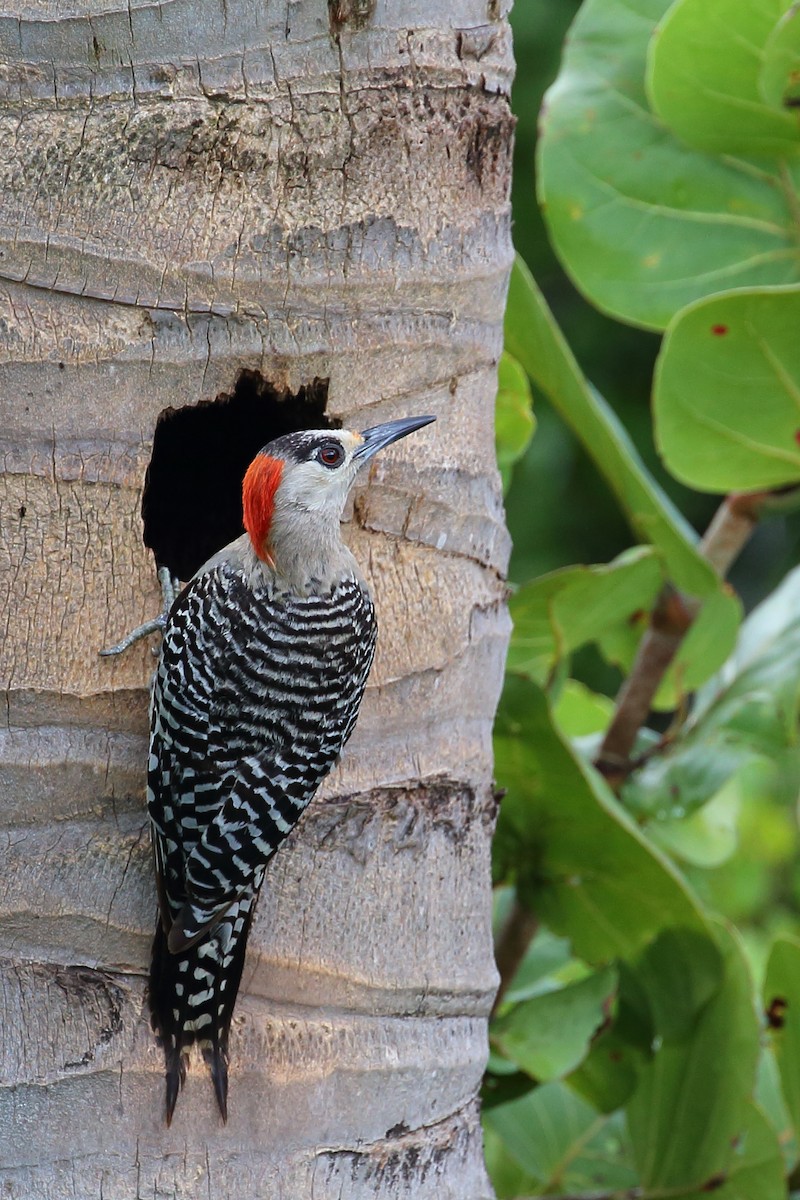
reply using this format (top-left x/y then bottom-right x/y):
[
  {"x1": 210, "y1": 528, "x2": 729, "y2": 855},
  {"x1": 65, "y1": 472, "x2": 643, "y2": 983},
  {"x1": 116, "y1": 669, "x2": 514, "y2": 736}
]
[
  {"x1": 539, "y1": 0, "x2": 800, "y2": 330},
  {"x1": 654, "y1": 286, "x2": 800, "y2": 490},
  {"x1": 648, "y1": 0, "x2": 800, "y2": 157}
]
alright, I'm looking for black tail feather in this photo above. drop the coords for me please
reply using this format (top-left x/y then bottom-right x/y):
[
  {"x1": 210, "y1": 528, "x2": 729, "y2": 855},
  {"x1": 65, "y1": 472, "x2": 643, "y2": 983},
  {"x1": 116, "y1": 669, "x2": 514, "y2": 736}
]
[
  {"x1": 147, "y1": 895, "x2": 258, "y2": 1123},
  {"x1": 204, "y1": 1040, "x2": 230, "y2": 1122},
  {"x1": 164, "y1": 1041, "x2": 186, "y2": 1126}
]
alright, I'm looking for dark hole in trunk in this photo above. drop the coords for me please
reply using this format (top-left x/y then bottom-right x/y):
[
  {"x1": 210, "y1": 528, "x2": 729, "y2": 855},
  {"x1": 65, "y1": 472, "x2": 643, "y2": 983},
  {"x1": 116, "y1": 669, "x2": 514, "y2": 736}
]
[{"x1": 142, "y1": 371, "x2": 335, "y2": 581}]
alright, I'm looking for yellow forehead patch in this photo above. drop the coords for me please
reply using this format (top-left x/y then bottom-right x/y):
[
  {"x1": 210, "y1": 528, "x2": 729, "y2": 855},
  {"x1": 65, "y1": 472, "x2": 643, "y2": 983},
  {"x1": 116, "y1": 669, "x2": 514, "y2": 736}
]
[{"x1": 339, "y1": 430, "x2": 364, "y2": 454}]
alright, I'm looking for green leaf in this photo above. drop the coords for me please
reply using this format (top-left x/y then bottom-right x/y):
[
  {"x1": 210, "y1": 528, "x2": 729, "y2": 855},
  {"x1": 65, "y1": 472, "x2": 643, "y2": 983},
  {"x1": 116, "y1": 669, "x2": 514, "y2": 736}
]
[
  {"x1": 622, "y1": 566, "x2": 800, "y2": 820},
  {"x1": 567, "y1": 1023, "x2": 645, "y2": 1114},
  {"x1": 496, "y1": 351, "x2": 535, "y2": 493},
  {"x1": 626, "y1": 923, "x2": 761, "y2": 1191},
  {"x1": 481, "y1": 1123, "x2": 539, "y2": 1199},
  {"x1": 568, "y1": 960, "x2": 656, "y2": 1114},
  {"x1": 765, "y1": 934, "x2": 800, "y2": 1142},
  {"x1": 538, "y1": 0, "x2": 800, "y2": 330},
  {"x1": 505, "y1": 258, "x2": 718, "y2": 596},
  {"x1": 483, "y1": 1082, "x2": 638, "y2": 1193},
  {"x1": 553, "y1": 679, "x2": 615, "y2": 737},
  {"x1": 757, "y1": 1044, "x2": 799, "y2": 1171},
  {"x1": 634, "y1": 927, "x2": 724, "y2": 1042},
  {"x1": 492, "y1": 965, "x2": 617, "y2": 1082},
  {"x1": 500, "y1": 925, "x2": 576, "y2": 1005},
  {"x1": 650, "y1": 784, "x2": 741, "y2": 867},
  {"x1": 493, "y1": 674, "x2": 705, "y2": 961},
  {"x1": 648, "y1": 0, "x2": 800, "y2": 157},
  {"x1": 507, "y1": 547, "x2": 663, "y2": 682},
  {"x1": 654, "y1": 287, "x2": 800, "y2": 491},
  {"x1": 651, "y1": 587, "x2": 744, "y2": 710},
  {"x1": 679, "y1": 1102, "x2": 787, "y2": 1200}
]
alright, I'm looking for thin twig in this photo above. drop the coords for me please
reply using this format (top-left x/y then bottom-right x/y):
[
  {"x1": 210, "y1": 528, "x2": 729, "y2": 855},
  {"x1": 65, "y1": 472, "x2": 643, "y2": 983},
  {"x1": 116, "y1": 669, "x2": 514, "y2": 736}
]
[
  {"x1": 697, "y1": 491, "x2": 765, "y2": 576},
  {"x1": 595, "y1": 490, "x2": 771, "y2": 786},
  {"x1": 491, "y1": 896, "x2": 539, "y2": 1017},
  {"x1": 594, "y1": 585, "x2": 696, "y2": 787}
]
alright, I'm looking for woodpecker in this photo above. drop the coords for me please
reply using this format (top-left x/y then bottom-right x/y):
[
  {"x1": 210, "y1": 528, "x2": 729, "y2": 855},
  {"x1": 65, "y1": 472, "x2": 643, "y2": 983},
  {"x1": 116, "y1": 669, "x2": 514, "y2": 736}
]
[{"x1": 145, "y1": 414, "x2": 434, "y2": 1124}]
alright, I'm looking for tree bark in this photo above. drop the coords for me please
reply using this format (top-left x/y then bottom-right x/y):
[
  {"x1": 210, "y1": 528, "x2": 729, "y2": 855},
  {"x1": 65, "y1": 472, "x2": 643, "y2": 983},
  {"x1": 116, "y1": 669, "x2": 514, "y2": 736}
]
[{"x1": 0, "y1": 2, "x2": 514, "y2": 1195}]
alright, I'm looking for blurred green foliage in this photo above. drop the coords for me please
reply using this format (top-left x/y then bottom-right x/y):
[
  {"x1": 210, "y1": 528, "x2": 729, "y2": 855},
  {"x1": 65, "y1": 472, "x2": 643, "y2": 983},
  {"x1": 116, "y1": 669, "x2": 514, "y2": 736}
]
[
  {"x1": 489, "y1": 0, "x2": 800, "y2": 1195},
  {"x1": 505, "y1": 0, "x2": 800, "y2": 604}
]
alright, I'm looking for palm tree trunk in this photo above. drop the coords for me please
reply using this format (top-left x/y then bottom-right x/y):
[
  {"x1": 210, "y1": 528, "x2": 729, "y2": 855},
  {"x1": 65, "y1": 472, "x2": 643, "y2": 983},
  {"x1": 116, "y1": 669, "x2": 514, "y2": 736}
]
[{"x1": 0, "y1": 2, "x2": 513, "y2": 1194}]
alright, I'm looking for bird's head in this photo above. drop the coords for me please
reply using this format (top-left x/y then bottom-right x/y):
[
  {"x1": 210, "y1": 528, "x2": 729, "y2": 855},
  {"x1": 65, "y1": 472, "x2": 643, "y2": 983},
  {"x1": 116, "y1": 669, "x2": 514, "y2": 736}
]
[{"x1": 242, "y1": 415, "x2": 435, "y2": 568}]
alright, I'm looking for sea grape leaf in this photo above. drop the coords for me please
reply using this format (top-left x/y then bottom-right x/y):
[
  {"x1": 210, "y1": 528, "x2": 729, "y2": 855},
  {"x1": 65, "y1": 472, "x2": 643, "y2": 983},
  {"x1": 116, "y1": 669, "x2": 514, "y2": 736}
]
[
  {"x1": 538, "y1": 0, "x2": 800, "y2": 329},
  {"x1": 654, "y1": 287, "x2": 800, "y2": 492},
  {"x1": 648, "y1": 0, "x2": 800, "y2": 157}
]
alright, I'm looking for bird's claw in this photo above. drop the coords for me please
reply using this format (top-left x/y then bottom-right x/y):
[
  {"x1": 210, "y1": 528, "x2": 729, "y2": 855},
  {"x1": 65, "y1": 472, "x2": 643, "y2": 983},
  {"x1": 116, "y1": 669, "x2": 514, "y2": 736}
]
[{"x1": 99, "y1": 566, "x2": 180, "y2": 658}]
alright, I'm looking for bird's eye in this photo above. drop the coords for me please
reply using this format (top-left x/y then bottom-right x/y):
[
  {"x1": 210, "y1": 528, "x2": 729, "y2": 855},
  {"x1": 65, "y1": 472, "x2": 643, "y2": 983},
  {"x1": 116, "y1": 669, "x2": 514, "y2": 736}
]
[{"x1": 318, "y1": 443, "x2": 344, "y2": 468}]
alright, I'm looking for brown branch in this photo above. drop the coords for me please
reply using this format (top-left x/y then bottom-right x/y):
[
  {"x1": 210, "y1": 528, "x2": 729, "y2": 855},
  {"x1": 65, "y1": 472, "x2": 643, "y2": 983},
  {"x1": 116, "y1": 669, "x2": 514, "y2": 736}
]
[
  {"x1": 491, "y1": 896, "x2": 539, "y2": 1017},
  {"x1": 697, "y1": 490, "x2": 765, "y2": 576},
  {"x1": 595, "y1": 489, "x2": 770, "y2": 787},
  {"x1": 594, "y1": 585, "x2": 696, "y2": 787}
]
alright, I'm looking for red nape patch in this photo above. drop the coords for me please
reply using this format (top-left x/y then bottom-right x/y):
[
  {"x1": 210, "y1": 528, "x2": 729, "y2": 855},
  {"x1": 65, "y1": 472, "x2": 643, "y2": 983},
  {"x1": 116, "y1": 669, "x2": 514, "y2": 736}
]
[
  {"x1": 795, "y1": 430, "x2": 800, "y2": 445},
  {"x1": 711, "y1": 324, "x2": 728, "y2": 336},
  {"x1": 242, "y1": 454, "x2": 283, "y2": 561}
]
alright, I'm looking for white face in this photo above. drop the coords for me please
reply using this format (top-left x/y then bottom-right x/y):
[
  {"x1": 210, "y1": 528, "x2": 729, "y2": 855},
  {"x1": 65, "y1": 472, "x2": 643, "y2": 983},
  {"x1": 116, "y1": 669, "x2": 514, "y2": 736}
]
[{"x1": 275, "y1": 430, "x2": 366, "y2": 516}]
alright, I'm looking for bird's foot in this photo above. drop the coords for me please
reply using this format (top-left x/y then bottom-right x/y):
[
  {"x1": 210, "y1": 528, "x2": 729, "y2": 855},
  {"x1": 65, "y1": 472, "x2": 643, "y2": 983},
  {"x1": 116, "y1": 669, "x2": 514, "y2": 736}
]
[{"x1": 100, "y1": 566, "x2": 180, "y2": 657}]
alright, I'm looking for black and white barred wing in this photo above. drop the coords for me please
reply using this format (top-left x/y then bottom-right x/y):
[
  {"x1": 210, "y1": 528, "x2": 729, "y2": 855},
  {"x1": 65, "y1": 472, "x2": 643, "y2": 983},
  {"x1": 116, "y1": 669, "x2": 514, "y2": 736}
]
[
  {"x1": 170, "y1": 572, "x2": 378, "y2": 949},
  {"x1": 147, "y1": 568, "x2": 236, "y2": 932}
]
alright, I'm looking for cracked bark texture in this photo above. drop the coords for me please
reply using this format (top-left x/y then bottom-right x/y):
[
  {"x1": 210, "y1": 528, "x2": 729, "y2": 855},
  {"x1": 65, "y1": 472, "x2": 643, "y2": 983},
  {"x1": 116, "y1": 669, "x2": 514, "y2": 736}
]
[{"x1": 0, "y1": 1, "x2": 514, "y2": 1195}]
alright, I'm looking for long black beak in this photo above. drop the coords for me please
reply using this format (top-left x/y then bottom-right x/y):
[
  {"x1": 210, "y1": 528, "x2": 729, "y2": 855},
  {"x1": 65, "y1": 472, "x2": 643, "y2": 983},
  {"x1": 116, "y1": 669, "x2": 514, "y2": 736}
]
[{"x1": 353, "y1": 414, "x2": 436, "y2": 462}]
